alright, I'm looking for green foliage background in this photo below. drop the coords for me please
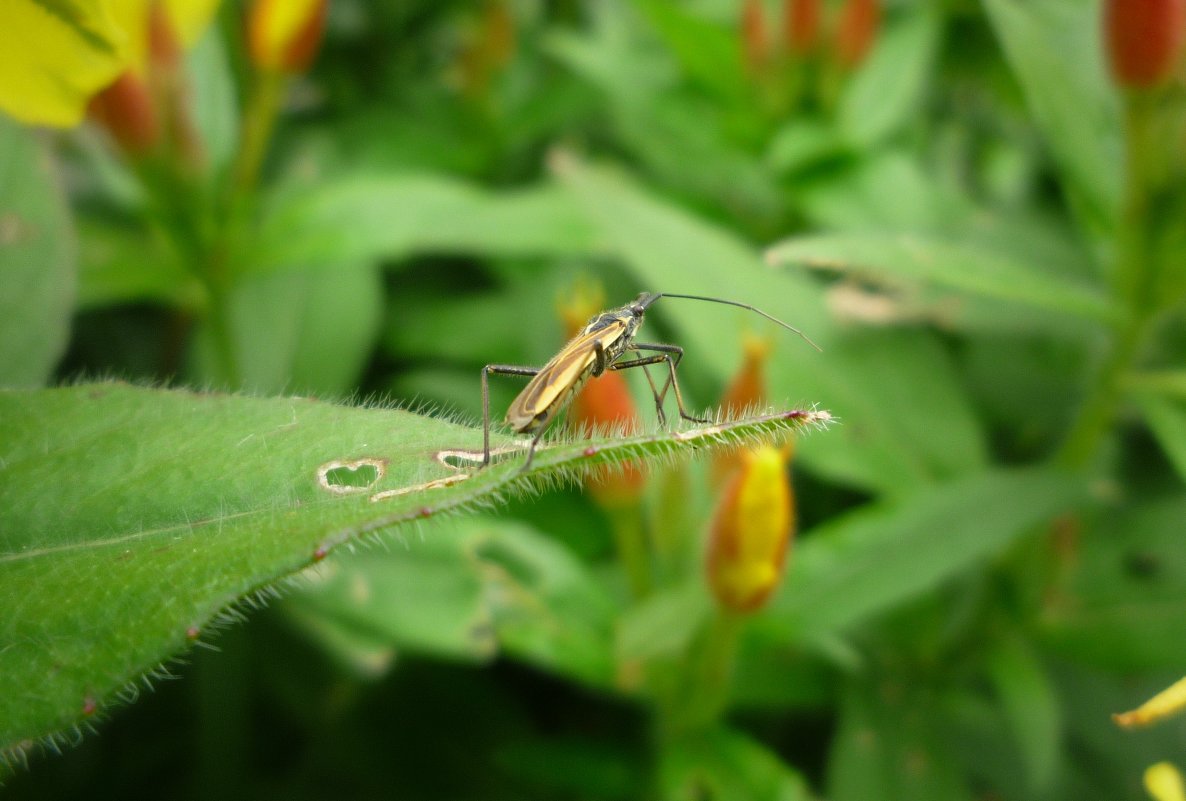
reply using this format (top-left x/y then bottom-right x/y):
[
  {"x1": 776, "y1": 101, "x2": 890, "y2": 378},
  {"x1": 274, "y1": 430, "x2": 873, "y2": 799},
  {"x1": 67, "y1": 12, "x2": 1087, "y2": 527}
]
[{"x1": 3, "y1": 0, "x2": 1186, "y2": 798}]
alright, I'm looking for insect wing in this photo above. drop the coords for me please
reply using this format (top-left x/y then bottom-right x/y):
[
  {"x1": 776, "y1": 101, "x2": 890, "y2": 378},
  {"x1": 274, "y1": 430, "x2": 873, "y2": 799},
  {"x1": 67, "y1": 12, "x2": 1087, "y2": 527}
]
[{"x1": 505, "y1": 321, "x2": 626, "y2": 432}]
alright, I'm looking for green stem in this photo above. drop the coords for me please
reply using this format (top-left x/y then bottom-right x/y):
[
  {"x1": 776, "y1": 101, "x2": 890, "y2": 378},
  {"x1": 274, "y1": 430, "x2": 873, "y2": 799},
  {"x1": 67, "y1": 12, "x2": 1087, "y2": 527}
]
[
  {"x1": 607, "y1": 502, "x2": 652, "y2": 599},
  {"x1": 658, "y1": 611, "x2": 744, "y2": 738},
  {"x1": 233, "y1": 70, "x2": 285, "y2": 197},
  {"x1": 1057, "y1": 92, "x2": 1159, "y2": 468}
]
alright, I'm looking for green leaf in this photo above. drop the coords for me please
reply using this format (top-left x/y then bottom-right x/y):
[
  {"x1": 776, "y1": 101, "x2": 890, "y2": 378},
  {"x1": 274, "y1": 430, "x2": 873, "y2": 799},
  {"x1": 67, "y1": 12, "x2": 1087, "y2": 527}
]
[
  {"x1": 839, "y1": 7, "x2": 941, "y2": 147},
  {"x1": 636, "y1": 0, "x2": 746, "y2": 102},
  {"x1": 0, "y1": 117, "x2": 75, "y2": 386},
  {"x1": 192, "y1": 262, "x2": 385, "y2": 396},
  {"x1": 555, "y1": 156, "x2": 987, "y2": 493},
  {"x1": 76, "y1": 217, "x2": 197, "y2": 309},
  {"x1": 0, "y1": 382, "x2": 827, "y2": 754},
  {"x1": 1040, "y1": 497, "x2": 1186, "y2": 670},
  {"x1": 981, "y1": 0, "x2": 1122, "y2": 238},
  {"x1": 252, "y1": 177, "x2": 600, "y2": 272},
  {"x1": 1136, "y1": 395, "x2": 1186, "y2": 485},
  {"x1": 659, "y1": 727, "x2": 812, "y2": 801},
  {"x1": 290, "y1": 515, "x2": 620, "y2": 685},
  {"x1": 758, "y1": 468, "x2": 1089, "y2": 642},
  {"x1": 767, "y1": 232, "x2": 1116, "y2": 324},
  {"x1": 186, "y1": 26, "x2": 238, "y2": 174},
  {"x1": 827, "y1": 679, "x2": 973, "y2": 801},
  {"x1": 984, "y1": 634, "x2": 1060, "y2": 794}
]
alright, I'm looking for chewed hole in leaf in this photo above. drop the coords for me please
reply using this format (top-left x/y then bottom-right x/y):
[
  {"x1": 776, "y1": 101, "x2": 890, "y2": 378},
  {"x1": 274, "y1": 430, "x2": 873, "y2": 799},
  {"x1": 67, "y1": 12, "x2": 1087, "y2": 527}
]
[{"x1": 317, "y1": 458, "x2": 387, "y2": 494}]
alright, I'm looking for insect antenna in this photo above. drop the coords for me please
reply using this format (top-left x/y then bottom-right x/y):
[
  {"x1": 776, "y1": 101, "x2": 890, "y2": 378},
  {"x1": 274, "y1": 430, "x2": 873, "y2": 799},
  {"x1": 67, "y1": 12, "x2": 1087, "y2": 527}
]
[{"x1": 651, "y1": 293, "x2": 822, "y2": 351}]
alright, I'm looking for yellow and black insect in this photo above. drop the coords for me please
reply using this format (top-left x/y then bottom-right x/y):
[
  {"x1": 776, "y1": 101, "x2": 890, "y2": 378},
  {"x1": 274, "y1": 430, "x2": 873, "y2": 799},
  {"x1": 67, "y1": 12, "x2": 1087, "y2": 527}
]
[{"x1": 481, "y1": 292, "x2": 819, "y2": 470}]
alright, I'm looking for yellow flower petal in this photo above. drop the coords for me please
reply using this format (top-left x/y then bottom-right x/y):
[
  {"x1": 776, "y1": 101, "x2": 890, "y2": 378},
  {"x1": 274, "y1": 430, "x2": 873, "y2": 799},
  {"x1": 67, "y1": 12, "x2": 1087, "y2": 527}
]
[
  {"x1": 0, "y1": 0, "x2": 129, "y2": 126},
  {"x1": 105, "y1": 0, "x2": 220, "y2": 72},
  {"x1": 1114, "y1": 675, "x2": 1186, "y2": 729},
  {"x1": 1145, "y1": 763, "x2": 1186, "y2": 801}
]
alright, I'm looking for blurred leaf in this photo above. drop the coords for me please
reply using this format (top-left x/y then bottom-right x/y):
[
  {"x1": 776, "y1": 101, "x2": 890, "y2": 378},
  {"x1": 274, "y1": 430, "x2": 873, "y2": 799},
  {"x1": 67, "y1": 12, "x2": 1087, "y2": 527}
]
[
  {"x1": 617, "y1": 582, "x2": 713, "y2": 664},
  {"x1": 76, "y1": 217, "x2": 197, "y2": 309},
  {"x1": 827, "y1": 679, "x2": 973, "y2": 801},
  {"x1": 839, "y1": 7, "x2": 941, "y2": 148},
  {"x1": 1041, "y1": 497, "x2": 1186, "y2": 670},
  {"x1": 1136, "y1": 396, "x2": 1186, "y2": 485},
  {"x1": 982, "y1": 0, "x2": 1122, "y2": 238},
  {"x1": 797, "y1": 150, "x2": 969, "y2": 232},
  {"x1": 289, "y1": 514, "x2": 622, "y2": 685},
  {"x1": 0, "y1": 117, "x2": 75, "y2": 386},
  {"x1": 0, "y1": 382, "x2": 823, "y2": 754},
  {"x1": 555, "y1": 156, "x2": 986, "y2": 493},
  {"x1": 660, "y1": 727, "x2": 812, "y2": 801},
  {"x1": 766, "y1": 118, "x2": 846, "y2": 176},
  {"x1": 187, "y1": 25, "x2": 238, "y2": 174},
  {"x1": 985, "y1": 634, "x2": 1060, "y2": 793},
  {"x1": 758, "y1": 468, "x2": 1089, "y2": 642},
  {"x1": 637, "y1": 0, "x2": 746, "y2": 102},
  {"x1": 384, "y1": 271, "x2": 560, "y2": 368},
  {"x1": 252, "y1": 177, "x2": 600, "y2": 271},
  {"x1": 286, "y1": 533, "x2": 496, "y2": 665},
  {"x1": 192, "y1": 262, "x2": 384, "y2": 396},
  {"x1": 767, "y1": 231, "x2": 1116, "y2": 324}
]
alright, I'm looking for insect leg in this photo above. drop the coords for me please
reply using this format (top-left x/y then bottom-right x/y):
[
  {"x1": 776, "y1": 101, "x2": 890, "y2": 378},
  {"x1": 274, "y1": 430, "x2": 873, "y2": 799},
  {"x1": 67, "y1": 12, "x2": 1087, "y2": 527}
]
[
  {"x1": 482, "y1": 363, "x2": 540, "y2": 466},
  {"x1": 628, "y1": 343, "x2": 712, "y2": 425},
  {"x1": 609, "y1": 353, "x2": 672, "y2": 426}
]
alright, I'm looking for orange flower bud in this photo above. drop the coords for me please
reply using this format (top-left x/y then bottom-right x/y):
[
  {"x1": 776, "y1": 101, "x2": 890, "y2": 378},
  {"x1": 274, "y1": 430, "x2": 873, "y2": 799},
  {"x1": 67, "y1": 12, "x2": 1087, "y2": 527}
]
[
  {"x1": 706, "y1": 444, "x2": 794, "y2": 613},
  {"x1": 247, "y1": 0, "x2": 328, "y2": 74},
  {"x1": 742, "y1": 0, "x2": 771, "y2": 75},
  {"x1": 89, "y1": 72, "x2": 160, "y2": 155},
  {"x1": 714, "y1": 334, "x2": 771, "y2": 484},
  {"x1": 558, "y1": 280, "x2": 645, "y2": 507},
  {"x1": 573, "y1": 371, "x2": 647, "y2": 507},
  {"x1": 784, "y1": 0, "x2": 822, "y2": 55},
  {"x1": 834, "y1": 0, "x2": 880, "y2": 69},
  {"x1": 1104, "y1": 0, "x2": 1186, "y2": 87},
  {"x1": 720, "y1": 334, "x2": 771, "y2": 417}
]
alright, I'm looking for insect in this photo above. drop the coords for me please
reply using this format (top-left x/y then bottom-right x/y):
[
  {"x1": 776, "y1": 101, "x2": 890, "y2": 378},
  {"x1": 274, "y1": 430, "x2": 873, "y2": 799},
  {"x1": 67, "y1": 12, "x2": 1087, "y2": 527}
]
[{"x1": 481, "y1": 292, "x2": 820, "y2": 470}]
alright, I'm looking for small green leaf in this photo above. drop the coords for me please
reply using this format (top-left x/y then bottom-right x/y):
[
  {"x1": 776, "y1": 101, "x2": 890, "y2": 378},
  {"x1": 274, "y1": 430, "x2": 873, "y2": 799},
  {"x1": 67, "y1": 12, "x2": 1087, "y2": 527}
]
[
  {"x1": 982, "y1": 0, "x2": 1121, "y2": 238},
  {"x1": 0, "y1": 117, "x2": 75, "y2": 386},
  {"x1": 636, "y1": 0, "x2": 746, "y2": 102},
  {"x1": 659, "y1": 727, "x2": 812, "y2": 801},
  {"x1": 1136, "y1": 395, "x2": 1186, "y2": 485},
  {"x1": 839, "y1": 7, "x2": 941, "y2": 147},
  {"x1": 0, "y1": 382, "x2": 828, "y2": 754},
  {"x1": 985, "y1": 634, "x2": 1060, "y2": 793},
  {"x1": 758, "y1": 468, "x2": 1089, "y2": 642}
]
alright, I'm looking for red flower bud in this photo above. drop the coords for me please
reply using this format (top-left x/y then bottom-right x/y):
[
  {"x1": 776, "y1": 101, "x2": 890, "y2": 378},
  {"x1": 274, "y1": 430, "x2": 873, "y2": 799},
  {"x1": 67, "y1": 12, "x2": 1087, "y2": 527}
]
[
  {"x1": 706, "y1": 444, "x2": 795, "y2": 613},
  {"x1": 573, "y1": 371, "x2": 646, "y2": 507},
  {"x1": 742, "y1": 0, "x2": 771, "y2": 75},
  {"x1": 834, "y1": 0, "x2": 880, "y2": 69},
  {"x1": 247, "y1": 0, "x2": 328, "y2": 74},
  {"x1": 89, "y1": 72, "x2": 160, "y2": 156},
  {"x1": 785, "y1": 0, "x2": 822, "y2": 55},
  {"x1": 1104, "y1": 0, "x2": 1186, "y2": 87}
]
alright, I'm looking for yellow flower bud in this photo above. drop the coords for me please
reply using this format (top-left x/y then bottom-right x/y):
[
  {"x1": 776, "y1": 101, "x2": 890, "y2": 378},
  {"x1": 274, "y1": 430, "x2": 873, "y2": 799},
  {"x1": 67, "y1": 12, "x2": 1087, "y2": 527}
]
[
  {"x1": 1145, "y1": 762, "x2": 1186, "y2": 801},
  {"x1": 247, "y1": 0, "x2": 328, "y2": 74},
  {"x1": 706, "y1": 443, "x2": 794, "y2": 613}
]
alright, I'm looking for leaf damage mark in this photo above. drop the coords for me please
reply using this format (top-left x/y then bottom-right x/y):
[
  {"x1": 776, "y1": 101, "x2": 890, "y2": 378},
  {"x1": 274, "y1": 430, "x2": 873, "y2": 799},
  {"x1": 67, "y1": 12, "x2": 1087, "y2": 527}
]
[
  {"x1": 316, "y1": 458, "x2": 387, "y2": 494},
  {"x1": 369, "y1": 474, "x2": 470, "y2": 503}
]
